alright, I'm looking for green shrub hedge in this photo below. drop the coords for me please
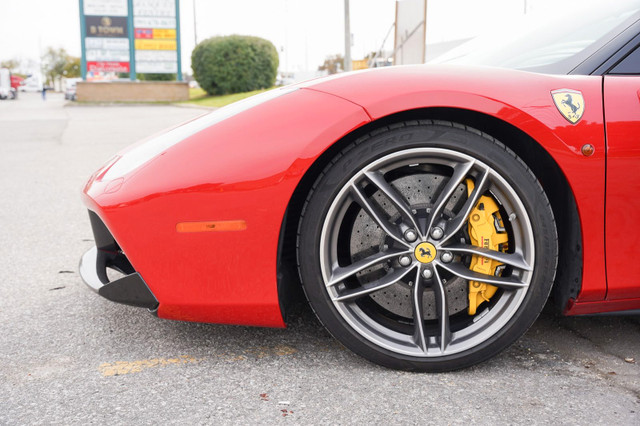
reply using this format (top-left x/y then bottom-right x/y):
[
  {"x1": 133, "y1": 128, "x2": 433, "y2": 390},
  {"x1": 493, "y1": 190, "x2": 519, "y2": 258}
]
[
  {"x1": 191, "y1": 35, "x2": 279, "y2": 95},
  {"x1": 137, "y1": 73, "x2": 176, "y2": 81}
]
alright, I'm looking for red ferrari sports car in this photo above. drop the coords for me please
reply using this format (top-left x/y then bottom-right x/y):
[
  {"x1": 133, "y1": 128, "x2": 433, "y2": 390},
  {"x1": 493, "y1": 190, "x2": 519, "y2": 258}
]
[{"x1": 80, "y1": 1, "x2": 640, "y2": 371}]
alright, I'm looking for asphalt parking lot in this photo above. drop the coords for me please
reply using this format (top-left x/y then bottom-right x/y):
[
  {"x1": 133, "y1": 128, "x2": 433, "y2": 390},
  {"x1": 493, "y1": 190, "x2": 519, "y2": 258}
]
[{"x1": 1, "y1": 92, "x2": 638, "y2": 424}]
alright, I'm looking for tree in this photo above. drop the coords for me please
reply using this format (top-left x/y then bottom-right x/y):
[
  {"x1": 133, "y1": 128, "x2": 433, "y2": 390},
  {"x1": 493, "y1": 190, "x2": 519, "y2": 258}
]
[
  {"x1": 41, "y1": 47, "x2": 67, "y2": 86},
  {"x1": 318, "y1": 54, "x2": 344, "y2": 75},
  {"x1": 0, "y1": 59, "x2": 19, "y2": 71},
  {"x1": 63, "y1": 56, "x2": 81, "y2": 78},
  {"x1": 41, "y1": 47, "x2": 81, "y2": 87},
  {"x1": 191, "y1": 35, "x2": 279, "y2": 95}
]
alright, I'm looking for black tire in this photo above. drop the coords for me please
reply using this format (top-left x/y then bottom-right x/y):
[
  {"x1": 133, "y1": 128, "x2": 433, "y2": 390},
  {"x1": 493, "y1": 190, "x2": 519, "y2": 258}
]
[{"x1": 297, "y1": 120, "x2": 558, "y2": 371}]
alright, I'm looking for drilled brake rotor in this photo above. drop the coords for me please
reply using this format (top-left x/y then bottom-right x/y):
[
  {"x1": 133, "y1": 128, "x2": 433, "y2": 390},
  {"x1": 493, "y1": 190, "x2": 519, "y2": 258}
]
[{"x1": 349, "y1": 173, "x2": 469, "y2": 320}]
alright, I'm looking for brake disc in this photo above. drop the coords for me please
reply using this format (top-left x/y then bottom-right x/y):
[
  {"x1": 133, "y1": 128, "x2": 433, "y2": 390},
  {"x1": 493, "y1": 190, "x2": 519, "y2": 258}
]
[{"x1": 349, "y1": 173, "x2": 469, "y2": 320}]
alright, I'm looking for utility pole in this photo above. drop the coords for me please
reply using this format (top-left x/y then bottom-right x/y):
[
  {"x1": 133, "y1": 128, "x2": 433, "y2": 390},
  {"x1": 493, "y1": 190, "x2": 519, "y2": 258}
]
[
  {"x1": 344, "y1": 0, "x2": 352, "y2": 71},
  {"x1": 193, "y1": 0, "x2": 198, "y2": 45}
]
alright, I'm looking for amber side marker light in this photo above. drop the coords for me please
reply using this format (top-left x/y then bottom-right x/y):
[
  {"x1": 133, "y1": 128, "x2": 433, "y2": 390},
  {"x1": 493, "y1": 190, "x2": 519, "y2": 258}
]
[
  {"x1": 176, "y1": 220, "x2": 247, "y2": 233},
  {"x1": 581, "y1": 144, "x2": 595, "y2": 157}
]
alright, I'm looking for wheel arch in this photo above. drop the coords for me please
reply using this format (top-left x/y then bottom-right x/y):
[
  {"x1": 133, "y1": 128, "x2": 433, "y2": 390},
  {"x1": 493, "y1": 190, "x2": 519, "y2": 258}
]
[{"x1": 277, "y1": 107, "x2": 582, "y2": 321}]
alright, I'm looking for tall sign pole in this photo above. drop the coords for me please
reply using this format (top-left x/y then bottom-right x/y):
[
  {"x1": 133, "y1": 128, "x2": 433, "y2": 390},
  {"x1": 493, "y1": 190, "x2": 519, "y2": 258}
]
[
  {"x1": 193, "y1": 0, "x2": 198, "y2": 46},
  {"x1": 344, "y1": 0, "x2": 352, "y2": 71},
  {"x1": 127, "y1": 0, "x2": 137, "y2": 80},
  {"x1": 79, "y1": 0, "x2": 87, "y2": 80},
  {"x1": 176, "y1": 0, "x2": 183, "y2": 81}
]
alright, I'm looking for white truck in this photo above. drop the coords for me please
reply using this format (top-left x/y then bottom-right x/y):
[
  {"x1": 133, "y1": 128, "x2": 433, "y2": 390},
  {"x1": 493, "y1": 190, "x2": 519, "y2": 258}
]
[{"x1": 20, "y1": 73, "x2": 43, "y2": 92}]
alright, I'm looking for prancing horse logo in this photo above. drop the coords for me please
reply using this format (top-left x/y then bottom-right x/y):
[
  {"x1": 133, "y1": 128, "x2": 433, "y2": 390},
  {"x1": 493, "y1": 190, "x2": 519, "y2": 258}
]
[
  {"x1": 414, "y1": 242, "x2": 436, "y2": 264},
  {"x1": 551, "y1": 89, "x2": 585, "y2": 125},
  {"x1": 562, "y1": 94, "x2": 580, "y2": 115}
]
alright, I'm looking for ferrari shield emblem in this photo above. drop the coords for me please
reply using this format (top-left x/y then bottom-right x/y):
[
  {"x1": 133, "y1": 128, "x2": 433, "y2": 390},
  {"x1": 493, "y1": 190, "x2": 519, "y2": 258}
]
[{"x1": 551, "y1": 89, "x2": 585, "y2": 124}]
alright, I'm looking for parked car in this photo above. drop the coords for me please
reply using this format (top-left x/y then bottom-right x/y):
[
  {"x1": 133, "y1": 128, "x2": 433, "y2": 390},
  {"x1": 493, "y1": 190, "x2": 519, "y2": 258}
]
[
  {"x1": 64, "y1": 78, "x2": 82, "y2": 101},
  {"x1": 80, "y1": 0, "x2": 640, "y2": 371}
]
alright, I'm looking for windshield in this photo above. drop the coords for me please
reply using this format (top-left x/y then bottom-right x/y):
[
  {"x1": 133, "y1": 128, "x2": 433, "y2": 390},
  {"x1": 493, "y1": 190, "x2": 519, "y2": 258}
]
[{"x1": 431, "y1": 0, "x2": 640, "y2": 74}]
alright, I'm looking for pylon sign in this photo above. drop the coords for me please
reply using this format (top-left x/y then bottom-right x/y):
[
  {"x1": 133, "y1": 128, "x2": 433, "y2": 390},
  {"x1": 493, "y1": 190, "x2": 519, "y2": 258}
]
[
  {"x1": 394, "y1": 0, "x2": 427, "y2": 65},
  {"x1": 79, "y1": 0, "x2": 182, "y2": 80},
  {"x1": 81, "y1": 0, "x2": 130, "y2": 74},
  {"x1": 133, "y1": 0, "x2": 180, "y2": 74}
]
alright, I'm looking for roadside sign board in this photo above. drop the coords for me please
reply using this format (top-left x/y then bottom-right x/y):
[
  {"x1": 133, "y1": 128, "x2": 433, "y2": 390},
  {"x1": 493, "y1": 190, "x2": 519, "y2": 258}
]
[
  {"x1": 133, "y1": 0, "x2": 180, "y2": 74},
  {"x1": 81, "y1": 0, "x2": 130, "y2": 74},
  {"x1": 352, "y1": 59, "x2": 369, "y2": 70},
  {"x1": 79, "y1": 0, "x2": 182, "y2": 80},
  {"x1": 83, "y1": 0, "x2": 128, "y2": 16},
  {"x1": 394, "y1": 0, "x2": 427, "y2": 65}
]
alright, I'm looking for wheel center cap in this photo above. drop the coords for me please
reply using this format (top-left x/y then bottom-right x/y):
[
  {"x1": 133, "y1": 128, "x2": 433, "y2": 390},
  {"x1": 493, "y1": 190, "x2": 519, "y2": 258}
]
[{"x1": 414, "y1": 242, "x2": 437, "y2": 264}]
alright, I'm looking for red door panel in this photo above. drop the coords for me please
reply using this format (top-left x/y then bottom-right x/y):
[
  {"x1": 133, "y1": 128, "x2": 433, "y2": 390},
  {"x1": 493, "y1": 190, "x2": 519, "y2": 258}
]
[{"x1": 604, "y1": 76, "x2": 640, "y2": 299}]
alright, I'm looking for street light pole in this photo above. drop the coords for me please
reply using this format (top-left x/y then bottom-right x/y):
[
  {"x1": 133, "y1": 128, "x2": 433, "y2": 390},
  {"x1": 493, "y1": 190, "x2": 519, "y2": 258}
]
[
  {"x1": 344, "y1": 0, "x2": 352, "y2": 71},
  {"x1": 193, "y1": 0, "x2": 198, "y2": 45}
]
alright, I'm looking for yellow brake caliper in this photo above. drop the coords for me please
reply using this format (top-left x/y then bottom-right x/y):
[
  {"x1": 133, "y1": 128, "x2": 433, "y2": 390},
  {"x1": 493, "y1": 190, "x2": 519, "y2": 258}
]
[{"x1": 465, "y1": 179, "x2": 509, "y2": 315}]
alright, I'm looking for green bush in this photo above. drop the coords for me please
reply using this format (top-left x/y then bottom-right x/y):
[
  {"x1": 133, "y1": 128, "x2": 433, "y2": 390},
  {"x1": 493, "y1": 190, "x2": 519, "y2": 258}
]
[
  {"x1": 191, "y1": 35, "x2": 279, "y2": 95},
  {"x1": 137, "y1": 73, "x2": 176, "y2": 81}
]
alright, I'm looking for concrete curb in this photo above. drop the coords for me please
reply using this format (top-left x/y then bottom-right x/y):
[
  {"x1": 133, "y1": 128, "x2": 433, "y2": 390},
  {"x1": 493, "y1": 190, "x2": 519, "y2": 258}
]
[{"x1": 64, "y1": 101, "x2": 216, "y2": 111}]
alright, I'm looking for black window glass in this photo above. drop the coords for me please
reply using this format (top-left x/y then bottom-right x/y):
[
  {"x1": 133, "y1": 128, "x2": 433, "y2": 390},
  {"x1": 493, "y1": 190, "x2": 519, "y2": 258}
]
[{"x1": 610, "y1": 45, "x2": 640, "y2": 74}]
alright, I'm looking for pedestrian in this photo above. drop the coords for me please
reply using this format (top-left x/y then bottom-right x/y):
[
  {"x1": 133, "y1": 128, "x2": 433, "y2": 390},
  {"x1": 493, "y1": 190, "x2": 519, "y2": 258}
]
[{"x1": 41, "y1": 86, "x2": 46, "y2": 101}]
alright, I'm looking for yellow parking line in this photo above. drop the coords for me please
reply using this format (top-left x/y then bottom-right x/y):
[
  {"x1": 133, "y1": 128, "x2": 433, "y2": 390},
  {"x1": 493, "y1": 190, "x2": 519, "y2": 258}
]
[
  {"x1": 99, "y1": 355, "x2": 200, "y2": 377},
  {"x1": 99, "y1": 345, "x2": 300, "y2": 377}
]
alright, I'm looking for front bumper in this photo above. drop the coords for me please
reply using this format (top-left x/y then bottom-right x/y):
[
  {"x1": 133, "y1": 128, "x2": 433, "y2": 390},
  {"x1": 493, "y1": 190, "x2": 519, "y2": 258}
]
[{"x1": 79, "y1": 211, "x2": 158, "y2": 310}]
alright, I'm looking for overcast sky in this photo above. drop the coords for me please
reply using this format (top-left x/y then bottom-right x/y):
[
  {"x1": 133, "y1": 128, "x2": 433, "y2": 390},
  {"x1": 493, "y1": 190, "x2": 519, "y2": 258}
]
[{"x1": 0, "y1": 0, "x2": 603, "y2": 74}]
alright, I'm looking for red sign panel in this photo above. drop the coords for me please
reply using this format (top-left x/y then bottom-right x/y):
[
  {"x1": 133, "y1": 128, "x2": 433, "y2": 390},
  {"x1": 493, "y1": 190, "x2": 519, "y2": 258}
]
[
  {"x1": 134, "y1": 28, "x2": 153, "y2": 39},
  {"x1": 87, "y1": 61, "x2": 130, "y2": 73}
]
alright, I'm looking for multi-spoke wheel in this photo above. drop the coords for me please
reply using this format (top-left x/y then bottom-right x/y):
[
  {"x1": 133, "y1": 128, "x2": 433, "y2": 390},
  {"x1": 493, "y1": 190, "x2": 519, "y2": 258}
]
[{"x1": 298, "y1": 121, "x2": 557, "y2": 371}]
